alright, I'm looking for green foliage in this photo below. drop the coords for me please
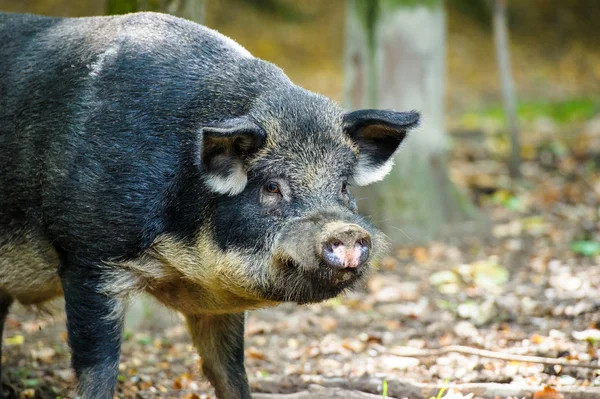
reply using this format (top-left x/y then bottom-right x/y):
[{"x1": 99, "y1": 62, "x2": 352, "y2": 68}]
[
  {"x1": 23, "y1": 378, "x2": 40, "y2": 388},
  {"x1": 463, "y1": 98, "x2": 600, "y2": 126},
  {"x1": 231, "y1": 0, "x2": 306, "y2": 21},
  {"x1": 382, "y1": 379, "x2": 388, "y2": 397},
  {"x1": 451, "y1": 0, "x2": 491, "y2": 27},
  {"x1": 382, "y1": 0, "x2": 442, "y2": 9},
  {"x1": 106, "y1": 0, "x2": 137, "y2": 14},
  {"x1": 106, "y1": 0, "x2": 176, "y2": 15},
  {"x1": 491, "y1": 190, "x2": 522, "y2": 211},
  {"x1": 570, "y1": 240, "x2": 600, "y2": 257},
  {"x1": 137, "y1": 336, "x2": 152, "y2": 345},
  {"x1": 352, "y1": 0, "x2": 379, "y2": 49}
]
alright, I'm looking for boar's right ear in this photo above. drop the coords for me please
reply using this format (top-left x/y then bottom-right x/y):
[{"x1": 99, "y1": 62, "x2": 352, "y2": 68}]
[
  {"x1": 343, "y1": 109, "x2": 420, "y2": 186},
  {"x1": 199, "y1": 117, "x2": 266, "y2": 196}
]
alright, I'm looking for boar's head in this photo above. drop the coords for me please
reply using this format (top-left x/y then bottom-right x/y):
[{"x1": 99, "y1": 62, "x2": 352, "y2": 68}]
[{"x1": 197, "y1": 86, "x2": 419, "y2": 306}]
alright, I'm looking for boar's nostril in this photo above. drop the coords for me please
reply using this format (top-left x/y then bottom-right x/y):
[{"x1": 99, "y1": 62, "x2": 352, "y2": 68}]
[
  {"x1": 330, "y1": 240, "x2": 344, "y2": 248},
  {"x1": 355, "y1": 237, "x2": 371, "y2": 250}
]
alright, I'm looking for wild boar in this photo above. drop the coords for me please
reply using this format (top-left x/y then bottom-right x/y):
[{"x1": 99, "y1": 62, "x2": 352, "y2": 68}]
[{"x1": 0, "y1": 11, "x2": 419, "y2": 399}]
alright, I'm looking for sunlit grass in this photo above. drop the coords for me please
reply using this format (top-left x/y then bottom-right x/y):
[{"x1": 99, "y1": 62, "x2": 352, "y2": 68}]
[
  {"x1": 430, "y1": 378, "x2": 450, "y2": 399},
  {"x1": 460, "y1": 98, "x2": 600, "y2": 127}
]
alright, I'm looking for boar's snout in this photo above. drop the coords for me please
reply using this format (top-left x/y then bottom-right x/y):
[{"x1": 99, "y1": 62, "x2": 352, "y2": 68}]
[
  {"x1": 321, "y1": 223, "x2": 371, "y2": 270},
  {"x1": 272, "y1": 214, "x2": 381, "y2": 303}
]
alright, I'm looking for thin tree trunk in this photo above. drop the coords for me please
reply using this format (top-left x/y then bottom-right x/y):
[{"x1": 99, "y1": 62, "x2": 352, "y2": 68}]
[
  {"x1": 167, "y1": 0, "x2": 205, "y2": 22},
  {"x1": 493, "y1": 0, "x2": 521, "y2": 178},
  {"x1": 345, "y1": 0, "x2": 479, "y2": 244},
  {"x1": 106, "y1": 0, "x2": 205, "y2": 23}
]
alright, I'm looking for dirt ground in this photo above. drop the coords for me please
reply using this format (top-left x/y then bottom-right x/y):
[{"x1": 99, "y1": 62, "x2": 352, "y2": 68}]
[{"x1": 3, "y1": 117, "x2": 600, "y2": 399}]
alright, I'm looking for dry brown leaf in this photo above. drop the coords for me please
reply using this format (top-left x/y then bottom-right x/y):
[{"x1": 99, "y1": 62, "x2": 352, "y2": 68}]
[
  {"x1": 247, "y1": 346, "x2": 266, "y2": 360},
  {"x1": 30, "y1": 347, "x2": 56, "y2": 363},
  {"x1": 531, "y1": 333, "x2": 546, "y2": 344},
  {"x1": 414, "y1": 247, "x2": 429, "y2": 264},
  {"x1": 173, "y1": 373, "x2": 193, "y2": 390},
  {"x1": 380, "y1": 256, "x2": 398, "y2": 270},
  {"x1": 341, "y1": 338, "x2": 365, "y2": 353},
  {"x1": 532, "y1": 386, "x2": 564, "y2": 399},
  {"x1": 20, "y1": 389, "x2": 36, "y2": 398},
  {"x1": 319, "y1": 315, "x2": 338, "y2": 332}
]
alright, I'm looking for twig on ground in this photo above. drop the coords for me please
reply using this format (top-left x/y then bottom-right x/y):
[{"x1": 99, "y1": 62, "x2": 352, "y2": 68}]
[
  {"x1": 252, "y1": 375, "x2": 600, "y2": 399},
  {"x1": 390, "y1": 344, "x2": 600, "y2": 370},
  {"x1": 254, "y1": 385, "x2": 385, "y2": 398}
]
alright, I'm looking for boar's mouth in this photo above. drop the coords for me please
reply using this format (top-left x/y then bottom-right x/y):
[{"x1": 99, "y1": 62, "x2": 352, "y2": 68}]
[{"x1": 264, "y1": 256, "x2": 369, "y2": 305}]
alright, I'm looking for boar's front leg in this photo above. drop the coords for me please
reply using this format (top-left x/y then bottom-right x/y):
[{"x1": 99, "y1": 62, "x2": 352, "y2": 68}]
[
  {"x1": 60, "y1": 266, "x2": 125, "y2": 399},
  {"x1": 0, "y1": 292, "x2": 14, "y2": 399},
  {"x1": 186, "y1": 312, "x2": 250, "y2": 399}
]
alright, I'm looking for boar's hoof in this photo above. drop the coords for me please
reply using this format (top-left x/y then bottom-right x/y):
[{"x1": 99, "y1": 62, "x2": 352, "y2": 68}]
[{"x1": 321, "y1": 223, "x2": 371, "y2": 270}]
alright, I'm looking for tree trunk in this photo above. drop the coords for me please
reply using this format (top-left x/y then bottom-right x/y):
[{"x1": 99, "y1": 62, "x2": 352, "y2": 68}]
[
  {"x1": 493, "y1": 0, "x2": 521, "y2": 178},
  {"x1": 106, "y1": 0, "x2": 205, "y2": 23},
  {"x1": 344, "y1": 0, "x2": 479, "y2": 244},
  {"x1": 167, "y1": 0, "x2": 205, "y2": 22}
]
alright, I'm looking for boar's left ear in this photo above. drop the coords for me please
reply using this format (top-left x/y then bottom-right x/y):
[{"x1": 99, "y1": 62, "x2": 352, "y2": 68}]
[
  {"x1": 199, "y1": 117, "x2": 266, "y2": 196},
  {"x1": 343, "y1": 109, "x2": 420, "y2": 186}
]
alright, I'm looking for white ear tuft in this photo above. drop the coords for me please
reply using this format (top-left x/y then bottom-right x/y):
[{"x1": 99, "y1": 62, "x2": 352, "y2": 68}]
[
  {"x1": 204, "y1": 163, "x2": 248, "y2": 196},
  {"x1": 350, "y1": 157, "x2": 395, "y2": 186}
]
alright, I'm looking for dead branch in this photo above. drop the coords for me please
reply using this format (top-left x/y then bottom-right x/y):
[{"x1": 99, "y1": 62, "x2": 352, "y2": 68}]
[
  {"x1": 254, "y1": 385, "x2": 385, "y2": 398},
  {"x1": 390, "y1": 344, "x2": 600, "y2": 370},
  {"x1": 252, "y1": 376, "x2": 600, "y2": 399}
]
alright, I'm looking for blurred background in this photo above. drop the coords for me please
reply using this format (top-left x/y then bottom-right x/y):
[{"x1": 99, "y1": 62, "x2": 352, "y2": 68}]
[{"x1": 1, "y1": 1, "x2": 600, "y2": 398}]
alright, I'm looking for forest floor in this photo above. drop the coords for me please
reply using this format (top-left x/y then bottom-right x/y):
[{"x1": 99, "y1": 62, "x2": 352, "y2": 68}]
[{"x1": 4, "y1": 116, "x2": 600, "y2": 399}]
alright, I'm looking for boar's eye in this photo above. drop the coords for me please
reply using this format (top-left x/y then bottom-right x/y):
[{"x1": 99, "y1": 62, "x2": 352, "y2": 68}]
[{"x1": 264, "y1": 182, "x2": 281, "y2": 195}]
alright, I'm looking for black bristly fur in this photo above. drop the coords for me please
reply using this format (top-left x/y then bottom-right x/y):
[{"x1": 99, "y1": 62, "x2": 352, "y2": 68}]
[{"x1": 59, "y1": 263, "x2": 124, "y2": 398}]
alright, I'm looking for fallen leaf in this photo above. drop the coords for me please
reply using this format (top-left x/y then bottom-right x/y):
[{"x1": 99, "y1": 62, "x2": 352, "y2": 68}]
[
  {"x1": 5, "y1": 335, "x2": 24, "y2": 346},
  {"x1": 30, "y1": 347, "x2": 56, "y2": 363},
  {"x1": 531, "y1": 333, "x2": 546, "y2": 344},
  {"x1": 173, "y1": 373, "x2": 193, "y2": 389},
  {"x1": 341, "y1": 338, "x2": 365, "y2": 353},
  {"x1": 429, "y1": 270, "x2": 460, "y2": 286},
  {"x1": 440, "y1": 387, "x2": 474, "y2": 399},
  {"x1": 532, "y1": 386, "x2": 564, "y2": 399},
  {"x1": 247, "y1": 347, "x2": 266, "y2": 360},
  {"x1": 414, "y1": 247, "x2": 429, "y2": 264},
  {"x1": 319, "y1": 315, "x2": 338, "y2": 332},
  {"x1": 381, "y1": 355, "x2": 420, "y2": 371},
  {"x1": 20, "y1": 388, "x2": 36, "y2": 398},
  {"x1": 471, "y1": 258, "x2": 509, "y2": 289},
  {"x1": 572, "y1": 329, "x2": 600, "y2": 343}
]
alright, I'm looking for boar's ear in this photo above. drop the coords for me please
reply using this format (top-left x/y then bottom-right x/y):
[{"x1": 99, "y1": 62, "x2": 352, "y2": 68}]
[
  {"x1": 200, "y1": 117, "x2": 266, "y2": 196},
  {"x1": 343, "y1": 109, "x2": 420, "y2": 186}
]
